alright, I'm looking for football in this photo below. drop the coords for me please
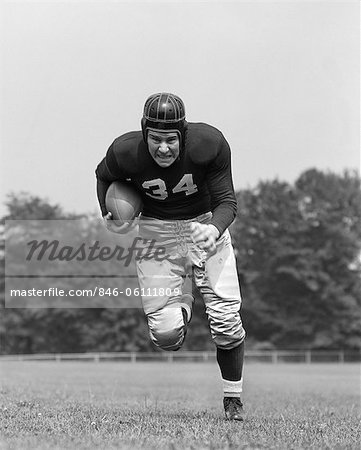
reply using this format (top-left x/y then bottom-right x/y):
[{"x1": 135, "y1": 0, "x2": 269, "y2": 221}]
[{"x1": 105, "y1": 181, "x2": 143, "y2": 223}]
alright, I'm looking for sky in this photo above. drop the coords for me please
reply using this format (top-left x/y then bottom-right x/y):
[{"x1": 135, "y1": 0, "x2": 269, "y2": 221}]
[{"x1": 1, "y1": 0, "x2": 359, "y2": 217}]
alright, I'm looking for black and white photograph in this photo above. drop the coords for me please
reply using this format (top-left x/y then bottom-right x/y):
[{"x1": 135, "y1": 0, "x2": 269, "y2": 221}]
[{"x1": 1, "y1": 0, "x2": 360, "y2": 448}]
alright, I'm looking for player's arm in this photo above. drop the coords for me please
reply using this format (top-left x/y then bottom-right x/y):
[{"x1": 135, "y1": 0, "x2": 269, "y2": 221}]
[
  {"x1": 206, "y1": 137, "x2": 237, "y2": 235},
  {"x1": 95, "y1": 142, "x2": 130, "y2": 233},
  {"x1": 96, "y1": 142, "x2": 124, "y2": 214},
  {"x1": 190, "y1": 137, "x2": 237, "y2": 252}
]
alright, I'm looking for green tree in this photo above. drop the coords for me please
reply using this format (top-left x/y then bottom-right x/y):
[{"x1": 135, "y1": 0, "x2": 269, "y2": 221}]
[
  {"x1": 232, "y1": 169, "x2": 361, "y2": 349},
  {"x1": 3, "y1": 192, "x2": 64, "y2": 220},
  {"x1": 1, "y1": 192, "x2": 150, "y2": 354},
  {"x1": 1, "y1": 193, "x2": 65, "y2": 353}
]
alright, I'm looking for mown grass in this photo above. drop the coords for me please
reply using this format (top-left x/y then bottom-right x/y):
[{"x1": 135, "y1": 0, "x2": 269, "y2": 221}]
[{"x1": 0, "y1": 361, "x2": 360, "y2": 449}]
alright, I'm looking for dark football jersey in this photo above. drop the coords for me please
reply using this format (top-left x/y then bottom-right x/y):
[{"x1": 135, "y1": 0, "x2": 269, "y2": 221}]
[{"x1": 96, "y1": 122, "x2": 237, "y2": 235}]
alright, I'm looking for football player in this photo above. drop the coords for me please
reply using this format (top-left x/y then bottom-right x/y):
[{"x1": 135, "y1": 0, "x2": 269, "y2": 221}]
[{"x1": 96, "y1": 93, "x2": 246, "y2": 421}]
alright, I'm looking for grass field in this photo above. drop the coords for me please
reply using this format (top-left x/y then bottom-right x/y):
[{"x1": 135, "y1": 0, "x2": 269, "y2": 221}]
[{"x1": 0, "y1": 361, "x2": 360, "y2": 449}]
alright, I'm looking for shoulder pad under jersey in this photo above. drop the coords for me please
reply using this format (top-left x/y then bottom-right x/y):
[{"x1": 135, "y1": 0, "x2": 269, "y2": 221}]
[
  {"x1": 111, "y1": 131, "x2": 149, "y2": 174},
  {"x1": 186, "y1": 122, "x2": 226, "y2": 165}
]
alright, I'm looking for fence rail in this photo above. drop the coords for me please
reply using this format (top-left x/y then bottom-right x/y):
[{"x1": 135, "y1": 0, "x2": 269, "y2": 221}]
[{"x1": 0, "y1": 350, "x2": 359, "y2": 363}]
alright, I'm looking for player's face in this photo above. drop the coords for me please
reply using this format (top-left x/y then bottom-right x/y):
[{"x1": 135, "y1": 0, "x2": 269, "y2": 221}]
[{"x1": 147, "y1": 131, "x2": 180, "y2": 167}]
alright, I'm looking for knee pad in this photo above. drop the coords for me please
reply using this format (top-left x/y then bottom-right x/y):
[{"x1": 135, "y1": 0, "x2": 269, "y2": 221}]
[
  {"x1": 148, "y1": 306, "x2": 186, "y2": 351},
  {"x1": 213, "y1": 330, "x2": 246, "y2": 350},
  {"x1": 150, "y1": 327, "x2": 185, "y2": 351},
  {"x1": 214, "y1": 331, "x2": 246, "y2": 350},
  {"x1": 212, "y1": 316, "x2": 246, "y2": 350}
]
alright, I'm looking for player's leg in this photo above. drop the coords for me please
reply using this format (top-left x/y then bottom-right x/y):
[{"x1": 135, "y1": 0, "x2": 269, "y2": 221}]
[
  {"x1": 217, "y1": 341, "x2": 245, "y2": 421},
  {"x1": 146, "y1": 305, "x2": 186, "y2": 351},
  {"x1": 136, "y1": 220, "x2": 194, "y2": 351},
  {"x1": 136, "y1": 254, "x2": 186, "y2": 351},
  {"x1": 192, "y1": 229, "x2": 246, "y2": 420}
]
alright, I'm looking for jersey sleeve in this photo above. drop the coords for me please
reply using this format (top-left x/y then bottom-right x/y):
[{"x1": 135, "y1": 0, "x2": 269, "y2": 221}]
[
  {"x1": 206, "y1": 137, "x2": 237, "y2": 235},
  {"x1": 95, "y1": 142, "x2": 128, "y2": 216}
]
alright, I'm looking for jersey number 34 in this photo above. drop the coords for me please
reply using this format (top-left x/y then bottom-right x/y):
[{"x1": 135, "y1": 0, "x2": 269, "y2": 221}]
[{"x1": 142, "y1": 174, "x2": 198, "y2": 200}]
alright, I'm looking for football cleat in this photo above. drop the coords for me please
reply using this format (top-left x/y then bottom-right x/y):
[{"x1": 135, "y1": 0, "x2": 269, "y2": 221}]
[{"x1": 223, "y1": 397, "x2": 245, "y2": 421}]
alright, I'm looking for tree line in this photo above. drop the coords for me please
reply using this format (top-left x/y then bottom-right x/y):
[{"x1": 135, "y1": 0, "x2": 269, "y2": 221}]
[{"x1": 1, "y1": 168, "x2": 360, "y2": 353}]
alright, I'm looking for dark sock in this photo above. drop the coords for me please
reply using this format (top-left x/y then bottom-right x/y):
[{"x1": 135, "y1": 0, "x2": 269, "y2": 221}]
[
  {"x1": 216, "y1": 341, "x2": 244, "y2": 381},
  {"x1": 181, "y1": 308, "x2": 188, "y2": 337}
]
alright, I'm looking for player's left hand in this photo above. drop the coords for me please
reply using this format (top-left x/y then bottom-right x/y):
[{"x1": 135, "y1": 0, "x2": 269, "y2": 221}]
[
  {"x1": 103, "y1": 212, "x2": 132, "y2": 234},
  {"x1": 190, "y1": 222, "x2": 220, "y2": 253}
]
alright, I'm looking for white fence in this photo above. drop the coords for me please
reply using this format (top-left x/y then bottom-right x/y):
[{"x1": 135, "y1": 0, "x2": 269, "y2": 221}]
[{"x1": 0, "y1": 350, "x2": 359, "y2": 363}]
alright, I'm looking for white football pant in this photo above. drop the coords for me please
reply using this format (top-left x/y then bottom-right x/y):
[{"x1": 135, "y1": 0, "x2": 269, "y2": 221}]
[{"x1": 136, "y1": 213, "x2": 246, "y2": 351}]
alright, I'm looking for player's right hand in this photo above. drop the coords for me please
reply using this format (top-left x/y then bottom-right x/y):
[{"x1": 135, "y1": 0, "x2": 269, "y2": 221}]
[
  {"x1": 103, "y1": 212, "x2": 131, "y2": 234},
  {"x1": 190, "y1": 222, "x2": 219, "y2": 253}
]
